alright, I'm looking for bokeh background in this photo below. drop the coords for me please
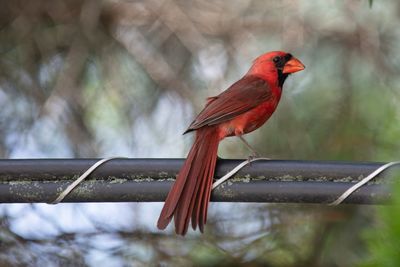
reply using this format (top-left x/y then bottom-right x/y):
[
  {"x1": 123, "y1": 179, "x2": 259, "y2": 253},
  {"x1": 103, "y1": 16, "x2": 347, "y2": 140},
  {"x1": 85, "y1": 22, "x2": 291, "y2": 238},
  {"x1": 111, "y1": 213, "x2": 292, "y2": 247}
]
[{"x1": 0, "y1": 0, "x2": 399, "y2": 266}]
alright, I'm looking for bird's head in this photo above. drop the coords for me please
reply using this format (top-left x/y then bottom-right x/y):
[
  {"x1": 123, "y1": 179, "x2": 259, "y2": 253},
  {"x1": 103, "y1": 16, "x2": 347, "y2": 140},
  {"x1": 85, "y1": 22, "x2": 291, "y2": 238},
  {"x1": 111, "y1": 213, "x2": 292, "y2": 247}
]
[{"x1": 248, "y1": 51, "x2": 305, "y2": 87}]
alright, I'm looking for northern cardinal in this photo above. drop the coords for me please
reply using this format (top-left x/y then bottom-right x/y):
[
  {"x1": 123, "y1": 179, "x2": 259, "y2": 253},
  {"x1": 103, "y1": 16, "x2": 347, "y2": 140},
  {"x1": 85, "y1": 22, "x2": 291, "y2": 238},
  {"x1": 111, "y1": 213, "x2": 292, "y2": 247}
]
[{"x1": 157, "y1": 51, "x2": 305, "y2": 235}]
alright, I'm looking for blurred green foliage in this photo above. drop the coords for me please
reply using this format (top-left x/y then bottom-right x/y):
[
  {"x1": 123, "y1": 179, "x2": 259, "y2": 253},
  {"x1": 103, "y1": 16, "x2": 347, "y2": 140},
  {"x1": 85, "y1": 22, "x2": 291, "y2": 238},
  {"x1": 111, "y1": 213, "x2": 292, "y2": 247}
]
[{"x1": 361, "y1": 173, "x2": 400, "y2": 267}]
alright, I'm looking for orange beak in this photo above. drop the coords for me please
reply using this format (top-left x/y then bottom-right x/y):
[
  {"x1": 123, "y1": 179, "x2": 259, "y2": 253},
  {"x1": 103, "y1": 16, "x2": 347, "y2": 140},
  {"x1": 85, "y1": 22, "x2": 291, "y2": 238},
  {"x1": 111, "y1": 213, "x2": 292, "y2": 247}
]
[{"x1": 282, "y1": 57, "x2": 305, "y2": 74}]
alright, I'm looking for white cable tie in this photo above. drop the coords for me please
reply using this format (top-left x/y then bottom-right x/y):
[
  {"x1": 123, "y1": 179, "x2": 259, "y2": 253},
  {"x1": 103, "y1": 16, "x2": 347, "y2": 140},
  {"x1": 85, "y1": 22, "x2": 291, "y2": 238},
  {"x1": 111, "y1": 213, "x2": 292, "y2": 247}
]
[
  {"x1": 50, "y1": 157, "x2": 127, "y2": 204},
  {"x1": 329, "y1": 161, "x2": 400, "y2": 206},
  {"x1": 50, "y1": 156, "x2": 398, "y2": 205},
  {"x1": 212, "y1": 158, "x2": 270, "y2": 190}
]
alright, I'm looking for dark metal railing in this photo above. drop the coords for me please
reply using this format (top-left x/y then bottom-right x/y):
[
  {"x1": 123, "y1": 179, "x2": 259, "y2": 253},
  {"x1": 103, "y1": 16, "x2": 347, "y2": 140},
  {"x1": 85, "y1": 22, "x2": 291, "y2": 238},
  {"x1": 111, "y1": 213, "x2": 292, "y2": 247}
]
[{"x1": 0, "y1": 158, "x2": 395, "y2": 204}]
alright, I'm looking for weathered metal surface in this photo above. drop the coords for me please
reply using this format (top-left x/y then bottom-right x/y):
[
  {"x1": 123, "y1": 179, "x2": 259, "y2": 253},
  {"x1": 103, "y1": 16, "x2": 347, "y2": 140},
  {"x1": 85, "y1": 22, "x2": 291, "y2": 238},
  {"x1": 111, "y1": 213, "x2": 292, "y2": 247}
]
[{"x1": 0, "y1": 159, "x2": 396, "y2": 204}]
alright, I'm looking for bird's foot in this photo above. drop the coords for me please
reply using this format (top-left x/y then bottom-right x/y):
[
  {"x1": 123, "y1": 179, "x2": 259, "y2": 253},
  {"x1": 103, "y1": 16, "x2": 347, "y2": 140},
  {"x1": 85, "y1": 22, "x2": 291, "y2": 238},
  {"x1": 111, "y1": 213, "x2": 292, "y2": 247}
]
[
  {"x1": 247, "y1": 153, "x2": 258, "y2": 165},
  {"x1": 246, "y1": 153, "x2": 271, "y2": 166}
]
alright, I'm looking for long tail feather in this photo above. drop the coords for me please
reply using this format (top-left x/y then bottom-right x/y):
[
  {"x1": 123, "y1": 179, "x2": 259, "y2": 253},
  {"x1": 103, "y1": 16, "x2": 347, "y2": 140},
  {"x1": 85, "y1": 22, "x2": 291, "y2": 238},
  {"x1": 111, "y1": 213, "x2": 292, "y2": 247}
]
[{"x1": 157, "y1": 126, "x2": 219, "y2": 235}]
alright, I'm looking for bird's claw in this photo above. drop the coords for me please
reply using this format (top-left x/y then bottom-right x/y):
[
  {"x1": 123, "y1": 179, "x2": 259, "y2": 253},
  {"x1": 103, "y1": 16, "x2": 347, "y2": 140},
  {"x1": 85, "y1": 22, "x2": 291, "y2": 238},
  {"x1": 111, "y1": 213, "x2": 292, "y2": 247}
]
[
  {"x1": 247, "y1": 153, "x2": 271, "y2": 166},
  {"x1": 247, "y1": 153, "x2": 259, "y2": 165}
]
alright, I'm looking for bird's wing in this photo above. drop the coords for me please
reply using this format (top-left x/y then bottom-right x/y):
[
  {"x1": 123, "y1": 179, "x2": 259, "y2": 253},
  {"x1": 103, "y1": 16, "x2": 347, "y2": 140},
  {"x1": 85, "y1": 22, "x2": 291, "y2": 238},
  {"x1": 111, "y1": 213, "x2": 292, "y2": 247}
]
[{"x1": 185, "y1": 75, "x2": 272, "y2": 132}]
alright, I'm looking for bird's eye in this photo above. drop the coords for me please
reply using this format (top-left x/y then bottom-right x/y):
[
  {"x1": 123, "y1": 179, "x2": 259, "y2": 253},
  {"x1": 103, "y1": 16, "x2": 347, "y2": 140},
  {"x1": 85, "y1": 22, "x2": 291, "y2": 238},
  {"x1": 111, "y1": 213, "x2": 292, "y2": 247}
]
[{"x1": 273, "y1": 56, "x2": 280, "y2": 63}]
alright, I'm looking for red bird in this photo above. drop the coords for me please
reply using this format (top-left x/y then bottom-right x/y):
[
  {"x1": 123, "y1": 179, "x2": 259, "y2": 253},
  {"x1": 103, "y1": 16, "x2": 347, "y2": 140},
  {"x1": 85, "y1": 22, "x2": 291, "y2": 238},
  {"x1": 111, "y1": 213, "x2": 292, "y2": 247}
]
[{"x1": 157, "y1": 51, "x2": 305, "y2": 235}]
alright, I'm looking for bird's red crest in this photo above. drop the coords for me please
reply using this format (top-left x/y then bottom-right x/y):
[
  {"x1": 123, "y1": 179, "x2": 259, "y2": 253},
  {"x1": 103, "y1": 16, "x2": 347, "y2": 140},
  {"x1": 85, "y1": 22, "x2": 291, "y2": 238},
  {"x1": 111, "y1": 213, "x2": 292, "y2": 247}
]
[{"x1": 248, "y1": 51, "x2": 305, "y2": 83}]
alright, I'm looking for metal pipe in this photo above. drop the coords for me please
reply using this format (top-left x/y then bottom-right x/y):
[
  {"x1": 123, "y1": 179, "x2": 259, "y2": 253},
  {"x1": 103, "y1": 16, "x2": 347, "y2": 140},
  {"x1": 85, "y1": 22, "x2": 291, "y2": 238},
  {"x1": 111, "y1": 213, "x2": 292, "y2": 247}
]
[{"x1": 0, "y1": 159, "x2": 395, "y2": 204}]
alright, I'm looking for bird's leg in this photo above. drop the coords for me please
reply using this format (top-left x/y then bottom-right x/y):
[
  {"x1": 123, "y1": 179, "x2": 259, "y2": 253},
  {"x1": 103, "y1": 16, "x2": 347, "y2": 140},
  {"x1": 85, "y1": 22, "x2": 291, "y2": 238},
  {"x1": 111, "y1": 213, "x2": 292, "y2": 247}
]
[{"x1": 239, "y1": 136, "x2": 261, "y2": 160}]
